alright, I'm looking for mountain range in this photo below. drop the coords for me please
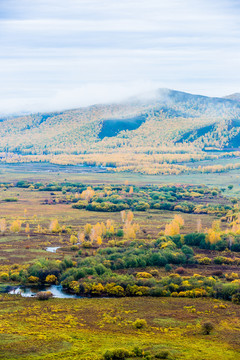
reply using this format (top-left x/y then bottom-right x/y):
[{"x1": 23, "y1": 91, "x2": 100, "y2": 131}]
[{"x1": 1, "y1": 89, "x2": 240, "y2": 155}]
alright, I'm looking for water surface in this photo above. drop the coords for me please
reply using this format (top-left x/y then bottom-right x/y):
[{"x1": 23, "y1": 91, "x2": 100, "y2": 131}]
[{"x1": 9, "y1": 285, "x2": 78, "y2": 298}]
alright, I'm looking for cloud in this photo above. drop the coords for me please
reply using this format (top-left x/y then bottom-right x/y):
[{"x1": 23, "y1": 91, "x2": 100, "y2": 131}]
[
  {"x1": 0, "y1": 0, "x2": 240, "y2": 113},
  {"x1": 0, "y1": 81, "x2": 160, "y2": 114}
]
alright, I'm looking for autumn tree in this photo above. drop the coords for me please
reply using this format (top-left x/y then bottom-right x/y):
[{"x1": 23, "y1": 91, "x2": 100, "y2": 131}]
[
  {"x1": 70, "y1": 235, "x2": 78, "y2": 245},
  {"x1": 49, "y1": 219, "x2": 61, "y2": 233},
  {"x1": 81, "y1": 187, "x2": 95, "y2": 202},
  {"x1": 120, "y1": 210, "x2": 126, "y2": 223},
  {"x1": 84, "y1": 223, "x2": 92, "y2": 236},
  {"x1": 10, "y1": 220, "x2": 22, "y2": 233},
  {"x1": 164, "y1": 215, "x2": 184, "y2": 236},
  {"x1": 78, "y1": 232, "x2": 85, "y2": 244},
  {"x1": 197, "y1": 218, "x2": 202, "y2": 233},
  {"x1": 0, "y1": 219, "x2": 7, "y2": 234},
  {"x1": 25, "y1": 223, "x2": 30, "y2": 233},
  {"x1": 123, "y1": 211, "x2": 139, "y2": 240}
]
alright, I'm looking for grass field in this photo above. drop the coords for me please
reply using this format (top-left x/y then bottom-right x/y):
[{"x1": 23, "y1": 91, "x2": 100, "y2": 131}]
[
  {"x1": 0, "y1": 295, "x2": 240, "y2": 360},
  {"x1": 0, "y1": 162, "x2": 240, "y2": 189},
  {"x1": 0, "y1": 165, "x2": 240, "y2": 360},
  {"x1": 0, "y1": 184, "x2": 224, "y2": 267}
]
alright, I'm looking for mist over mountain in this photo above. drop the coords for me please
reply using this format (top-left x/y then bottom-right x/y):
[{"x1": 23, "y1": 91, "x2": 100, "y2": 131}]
[
  {"x1": 224, "y1": 93, "x2": 240, "y2": 102},
  {"x1": 1, "y1": 88, "x2": 240, "y2": 155}
]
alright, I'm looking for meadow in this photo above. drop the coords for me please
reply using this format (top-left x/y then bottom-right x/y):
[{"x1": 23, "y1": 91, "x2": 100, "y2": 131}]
[
  {"x1": 0, "y1": 164, "x2": 240, "y2": 359},
  {"x1": 1, "y1": 295, "x2": 240, "y2": 360}
]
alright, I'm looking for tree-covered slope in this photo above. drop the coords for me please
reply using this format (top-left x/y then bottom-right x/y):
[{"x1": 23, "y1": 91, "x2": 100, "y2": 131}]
[{"x1": 1, "y1": 89, "x2": 240, "y2": 154}]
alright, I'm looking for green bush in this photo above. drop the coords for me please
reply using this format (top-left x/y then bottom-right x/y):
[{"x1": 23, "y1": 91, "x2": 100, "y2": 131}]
[
  {"x1": 103, "y1": 348, "x2": 130, "y2": 360},
  {"x1": 116, "y1": 229, "x2": 124, "y2": 237},
  {"x1": 184, "y1": 233, "x2": 206, "y2": 247},
  {"x1": 165, "y1": 264, "x2": 172, "y2": 272},
  {"x1": 135, "y1": 201, "x2": 150, "y2": 211},
  {"x1": 155, "y1": 350, "x2": 170, "y2": 359},
  {"x1": 133, "y1": 318, "x2": 147, "y2": 329},
  {"x1": 72, "y1": 200, "x2": 88, "y2": 209},
  {"x1": 86, "y1": 201, "x2": 129, "y2": 212},
  {"x1": 3, "y1": 198, "x2": 18, "y2": 202},
  {"x1": 232, "y1": 292, "x2": 240, "y2": 304},
  {"x1": 202, "y1": 321, "x2": 214, "y2": 335}
]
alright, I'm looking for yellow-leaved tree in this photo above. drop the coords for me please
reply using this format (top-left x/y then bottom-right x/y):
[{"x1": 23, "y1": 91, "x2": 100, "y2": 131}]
[
  {"x1": 10, "y1": 220, "x2": 22, "y2": 233},
  {"x1": 25, "y1": 223, "x2": 30, "y2": 233},
  {"x1": 49, "y1": 219, "x2": 61, "y2": 233},
  {"x1": 0, "y1": 219, "x2": 7, "y2": 234},
  {"x1": 164, "y1": 215, "x2": 184, "y2": 236},
  {"x1": 81, "y1": 187, "x2": 95, "y2": 202},
  {"x1": 70, "y1": 235, "x2": 78, "y2": 245}
]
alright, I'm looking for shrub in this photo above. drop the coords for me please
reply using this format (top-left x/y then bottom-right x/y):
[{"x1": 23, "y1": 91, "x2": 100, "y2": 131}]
[
  {"x1": 150, "y1": 287, "x2": 168, "y2": 297},
  {"x1": 148, "y1": 253, "x2": 167, "y2": 266},
  {"x1": 28, "y1": 276, "x2": 39, "y2": 283},
  {"x1": 87, "y1": 201, "x2": 129, "y2": 212},
  {"x1": 211, "y1": 270, "x2": 223, "y2": 277},
  {"x1": 232, "y1": 292, "x2": 240, "y2": 304},
  {"x1": 116, "y1": 229, "x2": 124, "y2": 237},
  {"x1": 184, "y1": 233, "x2": 206, "y2": 247},
  {"x1": 72, "y1": 200, "x2": 88, "y2": 209},
  {"x1": 36, "y1": 291, "x2": 53, "y2": 300},
  {"x1": 214, "y1": 256, "x2": 233, "y2": 265},
  {"x1": 198, "y1": 257, "x2": 211, "y2": 265},
  {"x1": 214, "y1": 282, "x2": 240, "y2": 300},
  {"x1": 91, "y1": 283, "x2": 105, "y2": 295},
  {"x1": 9, "y1": 272, "x2": 20, "y2": 281},
  {"x1": 45, "y1": 274, "x2": 57, "y2": 284},
  {"x1": 175, "y1": 267, "x2": 185, "y2": 274},
  {"x1": 106, "y1": 285, "x2": 125, "y2": 297},
  {"x1": 202, "y1": 321, "x2": 214, "y2": 335},
  {"x1": 3, "y1": 198, "x2": 18, "y2": 202},
  {"x1": 0, "y1": 273, "x2": 9, "y2": 281},
  {"x1": 136, "y1": 272, "x2": 152, "y2": 279},
  {"x1": 155, "y1": 350, "x2": 170, "y2": 359},
  {"x1": 181, "y1": 245, "x2": 194, "y2": 257},
  {"x1": 103, "y1": 348, "x2": 130, "y2": 360},
  {"x1": 150, "y1": 269, "x2": 159, "y2": 277},
  {"x1": 165, "y1": 264, "x2": 172, "y2": 272},
  {"x1": 133, "y1": 318, "x2": 147, "y2": 329},
  {"x1": 126, "y1": 285, "x2": 149, "y2": 296},
  {"x1": 135, "y1": 202, "x2": 150, "y2": 211},
  {"x1": 133, "y1": 347, "x2": 144, "y2": 357}
]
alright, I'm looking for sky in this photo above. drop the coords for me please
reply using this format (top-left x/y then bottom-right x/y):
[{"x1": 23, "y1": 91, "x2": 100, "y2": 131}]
[{"x1": 1, "y1": 0, "x2": 240, "y2": 114}]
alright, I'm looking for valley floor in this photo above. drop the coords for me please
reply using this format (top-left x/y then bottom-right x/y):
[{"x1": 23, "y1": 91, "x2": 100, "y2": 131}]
[
  {"x1": 0, "y1": 295, "x2": 240, "y2": 360},
  {"x1": 0, "y1": 165, "x2": 240, "y2": 360}
]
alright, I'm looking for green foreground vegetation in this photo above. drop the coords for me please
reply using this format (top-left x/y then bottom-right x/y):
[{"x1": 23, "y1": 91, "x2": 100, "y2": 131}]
[
  {"x1": 0, "y1": 169, "x2": 240, "y2": 359},
  {"x1": 1, "y1": 296, "x2": 240, "y2": 360}
]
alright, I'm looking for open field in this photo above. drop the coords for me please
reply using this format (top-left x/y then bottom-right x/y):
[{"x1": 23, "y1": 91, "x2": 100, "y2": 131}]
[
  {"x1": 2, "y1": 1, "x2": 240, "y2": 359},
  {"x1": 0, "y1": 166, "x2": 240, "y2": 359},
  {"x1": 0, "y1": 295, "x2": 240, "y2": 360},
  {"x1": 0, "y1": 162, "x2": 240, "y2": 189}
]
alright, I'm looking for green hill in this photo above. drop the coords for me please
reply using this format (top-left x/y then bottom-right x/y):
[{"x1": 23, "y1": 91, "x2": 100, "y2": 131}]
[{"x1": 1, "y1": 89, "x2": 240, "y2": 160}]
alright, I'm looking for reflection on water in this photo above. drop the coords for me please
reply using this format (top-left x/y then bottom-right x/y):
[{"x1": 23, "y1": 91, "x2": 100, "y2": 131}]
[
  {"x1": 9, "y1": 285, "x2": 78, "y2": 298},
  {"x1": 0, "y1": 162, "x2": 107, "y2": 174},
  {"x1": 46, "y1": 246, "x2": 60, "y2": 253}
]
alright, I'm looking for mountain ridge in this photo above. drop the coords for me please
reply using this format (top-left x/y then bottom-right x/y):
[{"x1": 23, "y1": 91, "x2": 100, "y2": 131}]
[{"x1": 1, "y1": 88, "x2": 240, "y2": 155}]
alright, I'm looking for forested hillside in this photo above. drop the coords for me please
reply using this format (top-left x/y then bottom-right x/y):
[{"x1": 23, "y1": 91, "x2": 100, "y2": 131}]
[{"x1": 1, "y1": 89, "x2": 240, "y2": 174}]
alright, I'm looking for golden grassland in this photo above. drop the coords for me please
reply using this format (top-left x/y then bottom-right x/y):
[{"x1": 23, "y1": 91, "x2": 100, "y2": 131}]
[
  {"x1": 0, "y1": 173, "x2": 240, "y2": 359},
  {"x1": 1, "y1": 162, "x2": 240, "y2": 191},
  {"x1": 0, "y1": 185, "x2": 220, "y2": 267},
  {"x1": 2, "y1": 151, "x2": 240, "y2": 175},
  {"x1": 0, "y1": 295, "x2": 240, "y2": 360}
]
